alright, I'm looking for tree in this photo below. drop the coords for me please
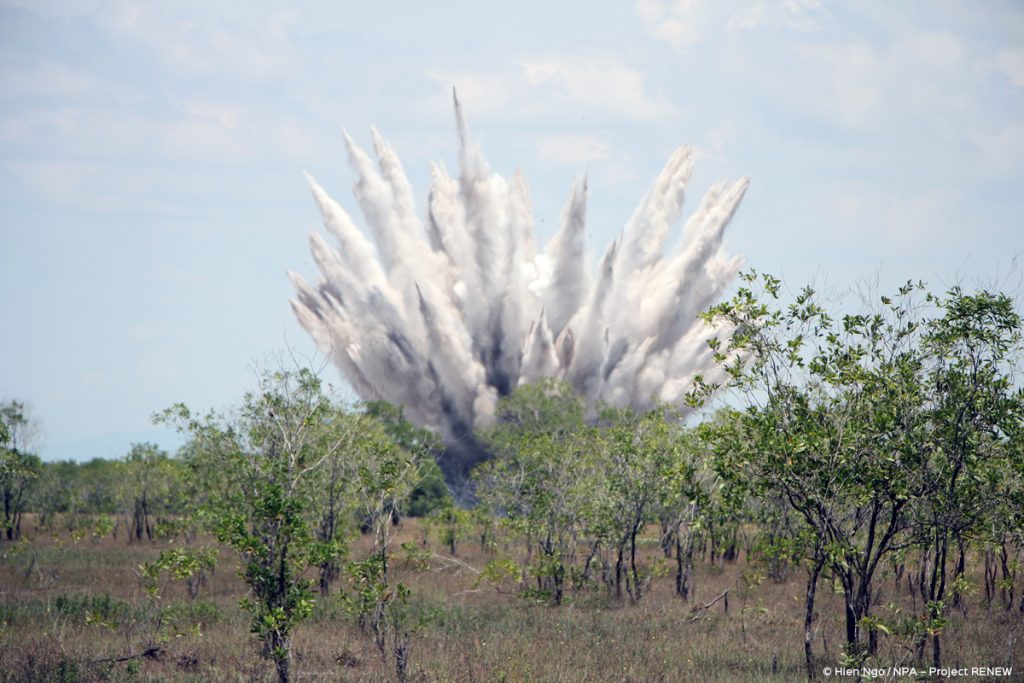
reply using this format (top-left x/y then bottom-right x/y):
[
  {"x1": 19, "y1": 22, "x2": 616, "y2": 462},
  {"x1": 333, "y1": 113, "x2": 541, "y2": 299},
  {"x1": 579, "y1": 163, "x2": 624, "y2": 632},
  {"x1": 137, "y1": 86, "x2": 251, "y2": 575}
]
[
  {"x1": 309, "y1": 406, "x2": 358, "y2": 596},
  {"x1": 476, "y1": 379, "x2": 594, "y2": 605},
  {"x1": 157, "y1": 368, "x2": 354, "y2": 683},
  {"x1": 405, "y1": 459, "x2": 450, "y2": 518},
  {"x1": 29, "y1": 459, "x2": 119, "y2": 533},
  {"x1": 326, "y1": 403, "x2": 432, "y2": 673},
  {"x1": 701, "y1": 275, "x2": 934, "y2": 675},
  {"x1": 659, "y1": 422, "x2": 720, "y2": 602},
  {"x1": 702, "y1": 274, "x2": 1024, "y2": 677},
  {"x1": 1, "y1": 400, "x2": 42, "y2": 541},
  {"x1": 120, "y1": 443, "x2": 183, "y2": 543},
  {"x1": 363, "y1": 401, "x2": 448, "y2": 519},
  {"x1": 913, "y1": 288, "x2": 1023, "y2": 667},
  {"x1": 594, "y1": 407, "x2": 681, "y2": 603}
]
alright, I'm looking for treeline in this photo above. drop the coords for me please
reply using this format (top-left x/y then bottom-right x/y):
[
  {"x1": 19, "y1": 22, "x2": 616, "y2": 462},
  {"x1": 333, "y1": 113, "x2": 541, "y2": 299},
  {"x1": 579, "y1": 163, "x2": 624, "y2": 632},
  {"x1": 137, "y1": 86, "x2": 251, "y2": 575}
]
[
  {"x1": 2, "y1": 276, "x2": 1022, "y2": 683},
  {"x1": 0, "y1": 403, "x2": 452, "y2": 544}
]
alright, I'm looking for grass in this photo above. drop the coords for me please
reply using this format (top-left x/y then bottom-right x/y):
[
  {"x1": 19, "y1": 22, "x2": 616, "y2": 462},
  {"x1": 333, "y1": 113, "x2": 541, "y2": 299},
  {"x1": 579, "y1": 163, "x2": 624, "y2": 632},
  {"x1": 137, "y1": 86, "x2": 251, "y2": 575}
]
[{"x1": 1, "y1": 519, "x2": 1021, "y2": 682}]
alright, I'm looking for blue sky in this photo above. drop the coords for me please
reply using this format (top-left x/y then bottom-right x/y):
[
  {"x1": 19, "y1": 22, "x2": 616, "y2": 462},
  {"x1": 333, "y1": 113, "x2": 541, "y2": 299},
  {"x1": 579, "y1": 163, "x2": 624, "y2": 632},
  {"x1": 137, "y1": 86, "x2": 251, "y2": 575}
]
[{"x1": 1, "y1": 1, "x2": 1022, "y2": 460}]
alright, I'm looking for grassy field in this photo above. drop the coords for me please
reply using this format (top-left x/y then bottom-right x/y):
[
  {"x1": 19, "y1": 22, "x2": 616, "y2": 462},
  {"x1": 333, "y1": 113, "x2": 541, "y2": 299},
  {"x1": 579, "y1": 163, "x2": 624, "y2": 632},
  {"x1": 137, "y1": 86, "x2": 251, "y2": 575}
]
[{"x1": 1, "y1": 520, "x2": 1021, "y2": 682}]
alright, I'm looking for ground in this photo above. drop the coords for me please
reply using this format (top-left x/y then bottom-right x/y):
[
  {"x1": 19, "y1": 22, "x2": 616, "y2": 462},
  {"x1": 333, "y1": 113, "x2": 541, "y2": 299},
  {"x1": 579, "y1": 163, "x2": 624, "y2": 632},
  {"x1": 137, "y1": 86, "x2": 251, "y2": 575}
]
[{"x1": 0, "y1": 519, "x2": 1020, "y2": 682}]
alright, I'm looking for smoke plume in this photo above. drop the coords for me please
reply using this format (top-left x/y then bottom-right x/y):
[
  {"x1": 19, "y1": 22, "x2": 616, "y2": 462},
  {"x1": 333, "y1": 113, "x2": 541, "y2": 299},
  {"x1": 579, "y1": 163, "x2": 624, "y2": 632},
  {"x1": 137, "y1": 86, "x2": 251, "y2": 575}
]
[{"x1": 290, "y1": 94, "x2": 748, "y2": 481}]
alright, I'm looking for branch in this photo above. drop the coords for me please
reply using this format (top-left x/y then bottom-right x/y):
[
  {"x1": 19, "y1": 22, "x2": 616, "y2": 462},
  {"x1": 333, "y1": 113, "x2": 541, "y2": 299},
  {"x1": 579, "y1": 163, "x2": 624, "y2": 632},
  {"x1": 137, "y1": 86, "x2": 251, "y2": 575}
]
[
  {"x1": 689, "y1": 589, "x2": 730, "y2": 622},
  {"x1": 430, "y1": 552, "x2": 481, "y2": 575}
]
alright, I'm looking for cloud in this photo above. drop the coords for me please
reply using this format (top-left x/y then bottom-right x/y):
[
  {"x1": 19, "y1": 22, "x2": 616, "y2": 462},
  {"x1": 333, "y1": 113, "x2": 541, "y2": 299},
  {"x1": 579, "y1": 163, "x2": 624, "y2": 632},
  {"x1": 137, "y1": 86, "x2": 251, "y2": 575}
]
[
  {"x1": 898, "y1": 30, "x2": 967, "y2": 76},
  {"x1": 829, "y1": 184, "x2": 954, "y2": 250},
  {"x1": 535, "y1": 134, "x2": 611, "y2": 165},
  {"x1": 827, "y1": 30, "x2": 971, "y2": 127},
  {"x1": 816, "y1": 41, "x2": 884, "y2": 128},
  {"x1": 1, "y1": 102, "x2": 251, "y2": 162},
  {"x1": 4, "y1": 156, "x2": 246, "y2": 213},
  {"x1": 0, "y1": 59, "x2": 96, "y2": 98},
  {"x1": 3, "y1": 158, "x2": 192, "y2": 212},
  {"x1": 5, "y1": 160, "x2": 106, "y2": 201},
  {"x1": 693, "y1": 121, "x2": 739, "y2": 161},
  {"x1": 727, "y1": 0, "x2": 824, "y2": 33},
  {"x1": 0, "y1": 0, "x2": 102, "y2": 19},
  {"x1": 98, "y1": 4, "x2": 304, "y2": 82},
  {"x1": 425, "y1": 70, "x2": 513, "y2": 119},
  {"x1": 743, "y1": 27, "x2": 972, "y2": 131},
  {"x1": 181, "y1": 99, "x2": 245, "y2": 130},
  {"x1": 634, "y1": 3, "x2": 982, "y2": 136},
  {"x1": 970, "y1": 122, "x2": 1024, "y2": 173},
  {"x1": 126, "y1": 323, "x2": 161, "y2": 344},
  {"x1": 636, "y1": 0, "x2": 824, "y2": 48},
  {"x1": 522, "y1": 59, "x2": 675, "y2": 121},
  {"x1": 429, "y1": 59, "x2": 675, "y2": 124},
  {"x1": 2, "y1": 91, "x2": 326, "y2": 170},
  {"x1": 634, "y1": 0, "x2": 703, "y2": 49},
  {"x1": 994, "y1": 48, "x2": 1024, "y2": 89}
]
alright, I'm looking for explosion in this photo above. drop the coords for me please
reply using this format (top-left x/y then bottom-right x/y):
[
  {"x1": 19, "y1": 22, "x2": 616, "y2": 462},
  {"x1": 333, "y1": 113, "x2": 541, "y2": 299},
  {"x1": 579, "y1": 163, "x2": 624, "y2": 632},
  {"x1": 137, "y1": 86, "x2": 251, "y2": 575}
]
[{"x1": 290, "y1": 94, "x2": 748, "y2": 481}]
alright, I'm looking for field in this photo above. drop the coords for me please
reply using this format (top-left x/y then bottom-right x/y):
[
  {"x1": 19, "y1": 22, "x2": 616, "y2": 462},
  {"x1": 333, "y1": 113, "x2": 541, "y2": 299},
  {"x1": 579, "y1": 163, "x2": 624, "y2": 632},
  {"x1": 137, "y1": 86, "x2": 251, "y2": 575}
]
[{"x1": 1, "y1": 518, "x2": 1020, "y2": 683}]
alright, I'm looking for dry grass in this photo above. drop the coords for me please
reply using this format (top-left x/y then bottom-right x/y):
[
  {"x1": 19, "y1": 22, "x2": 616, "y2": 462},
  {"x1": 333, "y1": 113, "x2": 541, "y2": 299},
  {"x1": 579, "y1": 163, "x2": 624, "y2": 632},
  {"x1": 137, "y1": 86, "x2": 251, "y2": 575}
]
[{"x1": 1, "y1": 521, "x2": 1021, "y2": 682}]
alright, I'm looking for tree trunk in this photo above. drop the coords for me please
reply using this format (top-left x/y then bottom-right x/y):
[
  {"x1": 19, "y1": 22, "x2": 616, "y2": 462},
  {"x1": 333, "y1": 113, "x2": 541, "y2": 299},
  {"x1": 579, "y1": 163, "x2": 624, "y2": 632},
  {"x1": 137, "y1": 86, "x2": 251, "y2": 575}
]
[
  {"x1": 804, "y1": 556, "x2": 825, "y2": 681},
  {"x1": 984, "y1": 547, "x2": 999, "y2": 607},
  {"x1": 271, "y1": 632, "x2": 291, "y2": 683},
  {"x1": 579, "y1": 540, "x2": 600, "y2": 588},
  {"x1": 951, "y1": 540, "x2": 966, "y2": 609},
  {"x1": 676, "y1": 526, "x2": 695, "y2": 601},
  {"x1": 319, "y1": 561, "x2": 337, "y2": 597},
  {"x1": 553, "y1": 558, "x2": 564, "y2": 606},
  {"x1": 708, "y1": 519, "x2": 717, "y2": 566},
  {"x1": 629, "y1": 521, "x2": 642, "y2": 602},
  {"x1": 133, "y1": 497, "x2": 145, "y2": 543},
  {"x1": 922, "y1": 533, "x2": 948, "y2": 669},
  {"x1": 1000, "y1": 542, "x2": 1015, "y2": 610},
  {"x1": 838, "y1": 567, "x2": 868, "y2": 661},
  {"x1": 614, "y1": 543, "x2": 624, "y2": 599},
  {"x1": 4, "y1": 489, "x2": 13, "y2": 541},
  {"x1": 659, "y1": 519, "x2": 674, "y2": 559},
  {"x1": 723, "y1": 525, "x2": 738, "y2": 562}
]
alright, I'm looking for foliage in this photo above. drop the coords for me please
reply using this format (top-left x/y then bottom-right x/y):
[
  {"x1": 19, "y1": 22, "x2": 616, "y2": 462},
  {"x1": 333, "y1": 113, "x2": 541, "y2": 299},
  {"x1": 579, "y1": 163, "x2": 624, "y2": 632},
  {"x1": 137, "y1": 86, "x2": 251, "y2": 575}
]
[
  {"x1": 156, "y1": 367, "x2": 354, "y2": 683},
  {"x1": 476, "y1": 380, "x2": 707, "y2": 605},
  {"x1": 1, "y1": 401, "x2": 42, "y2": 541},
  {"x1": 697, "y1": 271, "x2": 1024, "y2": 674},
  {"x1": 406, "y1": 459, "x2": 451, "y2": 518}
]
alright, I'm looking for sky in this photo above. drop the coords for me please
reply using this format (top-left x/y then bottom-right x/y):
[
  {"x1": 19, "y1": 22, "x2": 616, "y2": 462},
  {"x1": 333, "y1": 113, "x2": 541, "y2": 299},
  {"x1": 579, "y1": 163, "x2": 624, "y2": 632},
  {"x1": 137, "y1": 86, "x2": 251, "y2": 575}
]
[{"x1": 1, "y1": 1, "x2": 1022, "y2": 460}]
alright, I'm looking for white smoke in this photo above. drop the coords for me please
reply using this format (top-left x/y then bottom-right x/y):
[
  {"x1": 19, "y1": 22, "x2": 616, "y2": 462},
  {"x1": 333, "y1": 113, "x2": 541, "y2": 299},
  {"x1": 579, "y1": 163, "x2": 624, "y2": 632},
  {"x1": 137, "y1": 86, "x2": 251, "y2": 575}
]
[{"x1": 291, "y1": 93, "x2": 747, "y2": 470}]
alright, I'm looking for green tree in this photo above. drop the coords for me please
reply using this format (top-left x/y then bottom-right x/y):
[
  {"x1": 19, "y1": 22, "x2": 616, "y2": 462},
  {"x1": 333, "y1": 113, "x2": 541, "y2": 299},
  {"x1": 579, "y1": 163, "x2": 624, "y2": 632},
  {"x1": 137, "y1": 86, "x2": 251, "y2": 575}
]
[
  {"x1": 913, "y1": 288, "x2": 1023, "y2": 667},
  {"x1": 349, "y1": 409, "x2": 429, "y2": 580},
  {"x1": 157, "y1": 368, "x2": 354, "y2": 683},
  {"x1": 658, "y1": 423, "x2": 719, "y2": 602},
  {"x1": 1, "y1": 400, "x2": 42, "y2": 541},
  {"x1": 405, "y1": 459, "x2": 450, "y2": 518},
  {"x1": 701, "y1": 275, "x2": 934, "y2": 675},
  {"x1": 595, "y1": 407, "x2": 681, "y2": 602},
  {"x1": 332, "y1": 403, "x2": 432, "y2": 675},
  {"x1": 120, "y1": 443, "x2": 183, "y2": 543},
  {"x1": 476, "y1": 379, "x2": 593, "y2": 605},
  {"x1": 310, "y1": 402, "x2": 434, "y2": 596}
]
